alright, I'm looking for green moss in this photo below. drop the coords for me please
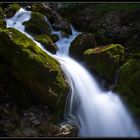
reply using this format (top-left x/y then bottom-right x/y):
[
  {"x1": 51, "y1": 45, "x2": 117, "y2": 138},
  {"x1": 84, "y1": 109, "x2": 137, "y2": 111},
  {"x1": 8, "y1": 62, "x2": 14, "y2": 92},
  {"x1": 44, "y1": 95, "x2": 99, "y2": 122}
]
[
  {"x1": 114, "y1": 57, "x2": 140, "y2": 116},
  {"x1": 0, "y1": 6, "x2": 5, "y2": 19},
  {"x1": 0, "y1": 19, "x2": 6, "y2": 29},
  {"x1": 84, "y1": 44, "x2": 124, "y2": 80},
  {"x1": 69, "y1": 33, "x2": 96, "y2": 61},
  {"x1": 23, "y1": 11, "x2": 52, "y2": 36},
  {"x1": 5, "y1": 3, "x2": 20, "y2": 18},
  {"x1": 0, "y1": 28, "x2": 69, "y2": 116},
  {"x1": 9, "y1": 3, "x2": 20, "y2": 11},
  {"x1": 50, "y1": 34, "x2": 59, "y2": 43},
  {"x1": 34, "y1": 34, "x2": 57, "y2": 54},
  {"x1": 30, "y1": 3, "x2": 52, "y2": 19}
]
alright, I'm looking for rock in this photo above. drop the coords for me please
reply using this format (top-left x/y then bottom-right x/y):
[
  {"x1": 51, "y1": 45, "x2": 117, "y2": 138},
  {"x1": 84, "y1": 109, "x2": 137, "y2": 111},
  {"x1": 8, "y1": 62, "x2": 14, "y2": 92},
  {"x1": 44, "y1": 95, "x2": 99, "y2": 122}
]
[
  {"x1": 0, "y1": 19, "x2": 6, "y2": 29},
  {"x1": 31, "y1": 119, "x2": 40, "y2": 126},
  {"x1": 29, "y1": 3, "x2": 54, "y2": 20},
  {"x1": 58, "y1": 3, "x2": 97, "y2": 32},
  {"x1": 58, "y1": 3, "x2": 140, "y2": 51},
  {"x1": 57, "y1": 123, "x2": 77, "y2": 137},
  {"x1": 0, "y1": 28, "x2": 69, "y2": 116},
  {"x1": 114, "y1": 54, "x2": 140, "y2": 116},
  {"x1": 9, "y1": 128, "x2": 22, "y2": 137},
  {"x1": 5, "y1": 3, "x2": 20, "y2": 18},
  {"x1": 34, "y1": 34, "x2": 57, "y2": 54},
  {"x1": 21, "y1": 128, "x2": 38, "y2": 137},
  {"x1": 39, "y1": 122, "x2": 77, "y2": 137},
  {"x1": 23, "y1": 11, "x2": 52, "y2": 36},
  {"x1": 69, "y1": 33, "x2": 96, "y2": 61},
  {"x1": 50, "y1": 34, "x2": 59, "y2": 43},
  {"x1": 52, "y1": 17, "x2": 72, "y2": 35},
  {"x1": 0, "y1": 7, "x2": 5, "y2": 19},
  {"x1": 83, "y1": 44, "x2": 125, "y2": 81},
  {"x1": 29, "y1": 3, "x2": 72, "y2": 35}
]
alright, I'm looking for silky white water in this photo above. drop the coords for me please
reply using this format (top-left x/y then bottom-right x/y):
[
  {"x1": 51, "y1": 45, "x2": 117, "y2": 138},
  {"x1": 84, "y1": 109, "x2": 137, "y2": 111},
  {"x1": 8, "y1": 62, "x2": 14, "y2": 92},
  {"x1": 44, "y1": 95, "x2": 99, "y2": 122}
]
[{"x1": 6, "y1": 8, "x2": 140, "y2": 137}]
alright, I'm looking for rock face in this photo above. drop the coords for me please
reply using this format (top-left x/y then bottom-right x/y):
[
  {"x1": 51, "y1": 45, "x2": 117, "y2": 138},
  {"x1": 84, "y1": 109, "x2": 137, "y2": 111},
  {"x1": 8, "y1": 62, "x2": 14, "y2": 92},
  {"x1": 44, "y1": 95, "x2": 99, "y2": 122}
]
[
  {"x1": 34, "y1": 34, "x2": 57, "y2": 54},
  {"x1": 83, "y1": 44, "x2": 124, "y2": 81},
  {"x1": 69, "y1": 33, "x2": 96, "y2": 61},
  {"x1": 114, "y1": 55, "x2": 140, "y2": 116},
  {"x1": 0, "y1": 28, "x2": 69, "y2": 116},
  {"x1": 23, "y1": 11, "x2": 52, "y2": 36}
]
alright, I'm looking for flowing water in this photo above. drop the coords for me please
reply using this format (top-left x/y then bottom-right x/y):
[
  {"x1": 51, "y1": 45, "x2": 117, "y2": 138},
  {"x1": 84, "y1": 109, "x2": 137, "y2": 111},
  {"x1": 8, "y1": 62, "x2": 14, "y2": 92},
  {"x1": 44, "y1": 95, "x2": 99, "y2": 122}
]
[{"x1": 6, "y1": 8, "x2": 140, "y2": 137}]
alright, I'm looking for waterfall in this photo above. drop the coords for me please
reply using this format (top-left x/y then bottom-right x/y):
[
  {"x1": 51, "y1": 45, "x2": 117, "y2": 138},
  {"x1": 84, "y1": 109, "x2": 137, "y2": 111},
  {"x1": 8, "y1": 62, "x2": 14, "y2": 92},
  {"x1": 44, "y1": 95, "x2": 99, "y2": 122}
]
[{"x1": 5, "y1": 8, "x2": 140, "y2": 137}]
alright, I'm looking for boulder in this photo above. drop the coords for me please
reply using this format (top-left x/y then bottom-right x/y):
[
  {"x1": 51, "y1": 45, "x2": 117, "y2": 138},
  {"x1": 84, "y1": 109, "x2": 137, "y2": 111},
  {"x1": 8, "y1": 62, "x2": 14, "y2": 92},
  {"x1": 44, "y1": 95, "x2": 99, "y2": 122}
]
[
  {"x1": 23, "y1": 11, "x2": 52, "y2": 36},
  {"x1": 0, "y1": 27, "x2": 69, "y2": 116},
  {"x1": 5, "y1": 3, "x2": 20, "y2": 18},
  {"x1": 69, "y1": 33, "x2": 96, "y2": 61},
  {"x1": 28, "y1": 3, "x2": 72, "y2": 36},
  {"x1": 34, "y1": 34, "x2": 57, "y2": 54},
  {"x1": 0, "y1": 6, "x2": 5, "y2": 19},
  {"x1": 29, "y1": 3, "x2": 54, "y2": 20},
  {"x1": 83, "y1": 44, "x2": 125, "y2": 81},
  {"x1": 114, "y1": 54, "x2": 140, "y2": 116},
  {"x1": 50, "y1": 34, "x2": 59, "y2": 43},
  {"x1": 0, "y1": 19, "x2": 6, "y2": 29}
]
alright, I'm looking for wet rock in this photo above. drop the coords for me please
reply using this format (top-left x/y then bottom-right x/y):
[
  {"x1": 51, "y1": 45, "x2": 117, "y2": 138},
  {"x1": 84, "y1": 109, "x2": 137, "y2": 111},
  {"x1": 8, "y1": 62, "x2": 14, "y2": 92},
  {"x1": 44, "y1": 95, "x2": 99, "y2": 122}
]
[
  {"x1": 0, "y1": 28, "x2": 69, "y2": 116},
  {"x1": 50, "y1": 34, "x2": 59, "y2": 43},
  {"x1": 23, "y1": 11, "x2": 52, "y2": 36},
  {"x1": 34, "y1": 34, "x2": 57, "y2": 54},
  {"x1": 114, "y1": 54, "x2": 140, "y2": 116},
  {"x1": 0, "y1": 7, "x2": 5, "y2": 19},
  {"x1": 52, "y1": 17, "x2": 72, "y2": 35},
  {"x1": 69, "y1": 33, "x2": 96, "y2": 61},
  {"x1": 0, "y1": 19, "x2": 6, "y2": 29},
  {"x1": 83, "y1": 44, "x2": 125, "y2": 81},
  {"x1": 57, "y1": 123, "x2": 78, "y2": 137},
  {"x1": 5, "y1": 3, "x2": 20, "y2": 18}
]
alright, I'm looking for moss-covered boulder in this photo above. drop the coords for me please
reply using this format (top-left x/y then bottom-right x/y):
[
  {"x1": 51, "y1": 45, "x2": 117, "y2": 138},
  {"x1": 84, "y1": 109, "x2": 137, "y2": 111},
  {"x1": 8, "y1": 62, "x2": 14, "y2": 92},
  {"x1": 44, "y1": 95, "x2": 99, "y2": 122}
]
[
  {"x1": 0, "y1": 27, "x2": 69, "y2": 116},
  {"x1": 0, "y1": 19, "x2": 6, "y2": 29},
  {"x1": 0, "y1": 6, "x2": 5, "y2": 19},
  {"x1": 69, "y1": 33, "x2": 96, "y2": 61},
  {"x1": 5, "y1": 3, "x2": 20, "y2": 18},
  {"x1": 50, "y1": 34, "x2": 59, "y2": 43},
  {"x1": 83, "y1": 44, "x2": 124, "y2": 81},
  {"x1": 34, "y1": 34, "x2": 57, "y2": 54},
  {"x1": 23, "y1": 11, "x2": 52, "y2": 36},
  {"x1": 114, "y1": 55, "x2": 140, "y2": 116},
  {"x1": 29, "y1": 3, "x2": 53, "y2": 20}
]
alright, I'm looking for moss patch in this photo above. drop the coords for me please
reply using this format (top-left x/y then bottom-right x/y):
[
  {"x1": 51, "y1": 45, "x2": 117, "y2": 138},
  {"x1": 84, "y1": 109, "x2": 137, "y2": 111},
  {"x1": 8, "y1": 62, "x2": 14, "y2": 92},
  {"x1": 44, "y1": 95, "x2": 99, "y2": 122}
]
[
  {"x1": 34, "y1": 34, "x2": 57, "y2": 54},
  {"x1": 84, "y1": 44, "x2": 124, "y2": 80},
  {"x1": 114, "y1": 57, "x2": 140, "y2": 116},
  {"x1": 23, "y1": 11, "x2": 52, "y2": 36},
  {"x1": 0, "y1": 27, "x2": 69, "y2": 117},
  {"x1": 5, "y1": 3, "x2": 20, "y2": 18}
]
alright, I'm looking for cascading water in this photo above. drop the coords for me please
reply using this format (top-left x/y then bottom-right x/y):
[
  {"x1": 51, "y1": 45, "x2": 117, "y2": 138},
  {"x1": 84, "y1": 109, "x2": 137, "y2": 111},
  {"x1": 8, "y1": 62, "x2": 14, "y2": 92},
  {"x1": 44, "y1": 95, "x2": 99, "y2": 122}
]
[{"x1": 6, "y1": 8, "x2": 140, "y2": 137}]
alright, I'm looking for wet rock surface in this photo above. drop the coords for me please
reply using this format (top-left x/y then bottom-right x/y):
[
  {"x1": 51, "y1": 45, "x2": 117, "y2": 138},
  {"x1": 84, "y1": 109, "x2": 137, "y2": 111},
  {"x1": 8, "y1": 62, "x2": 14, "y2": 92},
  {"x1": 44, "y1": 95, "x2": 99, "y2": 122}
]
[{"x1": 0, "y1": 92, "x2": 77, "y2": 137}]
